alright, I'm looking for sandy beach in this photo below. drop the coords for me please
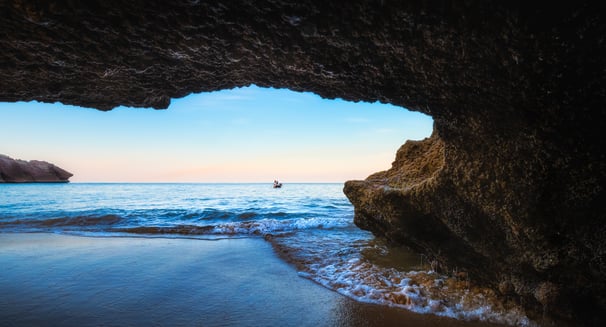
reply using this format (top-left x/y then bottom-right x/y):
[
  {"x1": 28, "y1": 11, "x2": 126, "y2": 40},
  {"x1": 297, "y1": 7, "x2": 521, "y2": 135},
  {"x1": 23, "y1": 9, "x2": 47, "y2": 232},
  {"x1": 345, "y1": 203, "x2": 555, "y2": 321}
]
[{"x1": 0, "y1": 233, "x2": 503, "y2": 327}]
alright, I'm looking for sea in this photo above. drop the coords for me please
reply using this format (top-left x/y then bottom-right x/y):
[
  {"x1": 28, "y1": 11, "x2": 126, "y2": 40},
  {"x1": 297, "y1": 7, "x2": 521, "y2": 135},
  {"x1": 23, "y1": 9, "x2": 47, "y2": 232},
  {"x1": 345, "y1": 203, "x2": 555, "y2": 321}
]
[{"x1": 0, "y1": 183, "x2": 531, "y2": 326}]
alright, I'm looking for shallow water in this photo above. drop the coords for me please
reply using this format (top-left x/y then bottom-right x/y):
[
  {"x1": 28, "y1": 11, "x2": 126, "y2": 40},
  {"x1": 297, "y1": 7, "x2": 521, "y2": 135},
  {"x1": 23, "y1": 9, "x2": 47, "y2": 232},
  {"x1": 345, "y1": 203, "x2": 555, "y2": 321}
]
[
  {"x1": 0, "y1": 183, "x2": 530, "y2": 325},
  {"x1": 0, "y1": 233, "x2": 508, "y2": 327}
]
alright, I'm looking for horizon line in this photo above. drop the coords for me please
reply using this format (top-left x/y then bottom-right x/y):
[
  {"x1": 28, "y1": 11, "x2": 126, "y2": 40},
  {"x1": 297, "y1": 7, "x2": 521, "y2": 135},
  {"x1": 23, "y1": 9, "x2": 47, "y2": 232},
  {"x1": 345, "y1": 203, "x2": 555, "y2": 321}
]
[{"x1": 63, "y1": 181, "x2": 351, "y2": 184}]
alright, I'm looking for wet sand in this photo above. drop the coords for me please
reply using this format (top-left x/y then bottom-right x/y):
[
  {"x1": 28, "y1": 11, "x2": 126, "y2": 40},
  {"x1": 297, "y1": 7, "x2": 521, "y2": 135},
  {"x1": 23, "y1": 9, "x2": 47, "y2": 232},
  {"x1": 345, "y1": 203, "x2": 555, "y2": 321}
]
[{"x1": 0, "y1": 233, "x2": 503, "y2": 327}]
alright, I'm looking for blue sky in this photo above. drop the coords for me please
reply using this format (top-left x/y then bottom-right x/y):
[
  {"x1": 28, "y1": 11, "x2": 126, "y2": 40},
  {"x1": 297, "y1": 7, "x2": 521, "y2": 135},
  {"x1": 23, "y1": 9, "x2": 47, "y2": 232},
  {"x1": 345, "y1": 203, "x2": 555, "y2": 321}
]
[{"x1": 0, "y1": 85, "x2": 433, "y2": 182}]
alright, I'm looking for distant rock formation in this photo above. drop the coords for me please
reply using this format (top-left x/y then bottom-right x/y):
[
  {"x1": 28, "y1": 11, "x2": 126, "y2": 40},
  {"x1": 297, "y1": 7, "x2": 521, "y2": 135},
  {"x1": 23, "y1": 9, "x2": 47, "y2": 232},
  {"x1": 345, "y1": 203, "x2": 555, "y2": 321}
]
[{"x1": 0, "y1": 155, "x2": 72, "y2": 183}]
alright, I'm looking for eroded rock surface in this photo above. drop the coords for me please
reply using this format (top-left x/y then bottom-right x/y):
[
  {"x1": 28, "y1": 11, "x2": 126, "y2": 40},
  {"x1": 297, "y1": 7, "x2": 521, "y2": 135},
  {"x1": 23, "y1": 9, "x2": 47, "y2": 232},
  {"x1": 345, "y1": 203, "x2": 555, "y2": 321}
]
[
  {"x1": 0, "y1": 155, "x2": 72, "y2": 183},
  {"x1": 1, "y1": 1, "x2": 604, "y2": 324}
]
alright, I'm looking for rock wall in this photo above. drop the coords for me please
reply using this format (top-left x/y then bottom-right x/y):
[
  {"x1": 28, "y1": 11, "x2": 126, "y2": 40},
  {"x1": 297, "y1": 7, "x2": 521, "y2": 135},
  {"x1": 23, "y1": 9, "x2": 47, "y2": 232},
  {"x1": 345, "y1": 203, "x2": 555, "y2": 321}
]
[
  {"x1": 0, "y1": 155, "x2": 73, "y2": 183},
  {"x1": 1, "y1": 1, "x2": 604, "y2": 324}
]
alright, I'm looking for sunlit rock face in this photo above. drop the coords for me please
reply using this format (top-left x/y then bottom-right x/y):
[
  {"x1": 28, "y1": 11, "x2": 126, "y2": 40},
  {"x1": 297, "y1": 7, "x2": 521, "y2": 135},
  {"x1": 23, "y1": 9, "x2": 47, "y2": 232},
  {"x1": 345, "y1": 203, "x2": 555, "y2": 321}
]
[
  {"x1": 1, "y1": 1, "x2": 604, "y2": 324},
  {"x1": 0, "y1": 155, "x2": 72, "y2": 183}
]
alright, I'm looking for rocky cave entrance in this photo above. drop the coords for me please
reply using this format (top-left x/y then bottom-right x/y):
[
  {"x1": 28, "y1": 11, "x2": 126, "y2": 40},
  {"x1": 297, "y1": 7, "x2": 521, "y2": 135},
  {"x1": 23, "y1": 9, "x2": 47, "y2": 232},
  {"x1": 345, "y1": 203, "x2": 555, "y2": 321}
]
[{"x1": 2, "y1": 1, "x2": 604, "y2": 324}]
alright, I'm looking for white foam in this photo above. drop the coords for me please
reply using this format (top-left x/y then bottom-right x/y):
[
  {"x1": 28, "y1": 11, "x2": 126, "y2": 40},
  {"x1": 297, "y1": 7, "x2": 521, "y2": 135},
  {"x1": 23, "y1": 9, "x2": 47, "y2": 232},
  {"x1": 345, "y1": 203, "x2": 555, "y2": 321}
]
[
  {"x1": 298, "y1": 256, "x2": 534, "y2": 326},
  {"x1": 210, "y1": 217, "x2": 350, "y2": 235}
]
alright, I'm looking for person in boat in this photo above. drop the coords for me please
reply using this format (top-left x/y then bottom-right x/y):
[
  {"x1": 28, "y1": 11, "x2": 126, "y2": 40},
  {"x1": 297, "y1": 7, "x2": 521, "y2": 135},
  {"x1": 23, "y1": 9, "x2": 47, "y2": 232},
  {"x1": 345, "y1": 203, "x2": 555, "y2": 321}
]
[{"x1": 273, "y1": 180, "x2": 282, "y2": 188}]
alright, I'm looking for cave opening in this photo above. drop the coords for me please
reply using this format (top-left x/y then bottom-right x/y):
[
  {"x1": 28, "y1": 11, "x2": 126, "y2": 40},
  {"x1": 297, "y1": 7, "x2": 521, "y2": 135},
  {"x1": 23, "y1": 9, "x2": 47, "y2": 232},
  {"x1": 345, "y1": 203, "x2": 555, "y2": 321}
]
[{"x1": 0, "y1": 85, "x2": 433, "y2": 183}]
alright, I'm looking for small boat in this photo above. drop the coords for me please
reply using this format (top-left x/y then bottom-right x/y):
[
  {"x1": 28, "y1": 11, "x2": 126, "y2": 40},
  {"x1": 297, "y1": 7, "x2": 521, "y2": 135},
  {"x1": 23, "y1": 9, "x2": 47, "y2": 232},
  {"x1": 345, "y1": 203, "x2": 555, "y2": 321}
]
[{"x1": 273, "y1": 180, "x2": 282, "y2": 188}]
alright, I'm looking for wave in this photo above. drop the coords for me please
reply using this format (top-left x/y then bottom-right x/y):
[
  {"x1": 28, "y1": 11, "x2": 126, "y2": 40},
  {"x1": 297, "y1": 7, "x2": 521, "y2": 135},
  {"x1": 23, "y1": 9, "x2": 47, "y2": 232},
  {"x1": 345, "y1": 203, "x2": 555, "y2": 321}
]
[
  {"x1": 299, "y1": 259, "x2": 532, "y2": 326},
  {"x1": 112, "y1": 217, "x2": 351, "y2": 236},
  {"x1": 209, "y1": 217, "x2": 351, "y2": 235},
  {"x1": 0, "y1": 214, "x2": 124, "y2": 228},
  {"x1": 112, "y1": 225, "x2": 215, "y2": 235},
  {"x1": 117, "y1": 208, "x2": 294, "y2": 222},
  {"x1": 267, "y1": 234, "x2": 533, "y2": 327},
  {"x1": 0, "y1": 213, "x2": 352, "y2": 237}
]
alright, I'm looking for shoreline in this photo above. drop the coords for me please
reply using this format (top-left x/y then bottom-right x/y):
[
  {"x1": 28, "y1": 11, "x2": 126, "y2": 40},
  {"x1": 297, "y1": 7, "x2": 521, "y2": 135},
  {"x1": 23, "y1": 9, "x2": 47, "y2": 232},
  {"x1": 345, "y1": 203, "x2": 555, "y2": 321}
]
[{"x1": 0, "y1": 233, "x2": 504, "y2": 327}]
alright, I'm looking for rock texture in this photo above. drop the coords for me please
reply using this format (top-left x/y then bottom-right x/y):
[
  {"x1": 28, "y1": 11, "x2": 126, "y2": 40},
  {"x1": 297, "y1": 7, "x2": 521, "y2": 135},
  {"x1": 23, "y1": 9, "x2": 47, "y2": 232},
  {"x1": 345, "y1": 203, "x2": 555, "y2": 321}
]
[
  {"x1": 1, "y1": 1, "x2": 604, "y2": 324},
  {"x1": 0, "y1": 155, "x2": 72, "y2": 183}
]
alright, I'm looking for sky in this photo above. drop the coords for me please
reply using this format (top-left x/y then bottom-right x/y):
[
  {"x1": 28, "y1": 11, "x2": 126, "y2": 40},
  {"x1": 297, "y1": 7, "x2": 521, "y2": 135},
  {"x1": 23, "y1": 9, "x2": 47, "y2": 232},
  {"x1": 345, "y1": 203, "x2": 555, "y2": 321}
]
[{"x1": 0, "y1": 85, "x2": 433, "y2": 182}]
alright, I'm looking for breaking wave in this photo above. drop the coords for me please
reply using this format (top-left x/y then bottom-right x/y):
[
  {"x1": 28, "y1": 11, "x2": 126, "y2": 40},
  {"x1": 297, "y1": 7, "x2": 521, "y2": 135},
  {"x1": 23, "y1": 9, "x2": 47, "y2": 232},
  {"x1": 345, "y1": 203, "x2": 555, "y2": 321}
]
[{"x1": 0, "y1": 213, "x2": 351, "y2": 237}]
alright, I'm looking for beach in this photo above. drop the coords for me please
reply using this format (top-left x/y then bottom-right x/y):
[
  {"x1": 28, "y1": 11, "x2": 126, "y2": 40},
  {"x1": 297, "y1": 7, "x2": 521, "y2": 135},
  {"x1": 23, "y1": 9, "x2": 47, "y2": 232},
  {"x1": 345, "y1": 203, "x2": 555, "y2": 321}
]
[{"x1": 0, "y1": 233, "x2": 504, "y2": 327}]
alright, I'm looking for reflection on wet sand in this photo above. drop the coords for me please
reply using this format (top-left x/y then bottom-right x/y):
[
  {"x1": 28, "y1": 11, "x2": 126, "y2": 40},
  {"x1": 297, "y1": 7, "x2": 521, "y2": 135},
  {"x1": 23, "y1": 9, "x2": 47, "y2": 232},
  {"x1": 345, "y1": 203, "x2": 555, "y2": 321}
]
[{"x1": 0, "y1": 233, "x2": 505, "y2": 327}]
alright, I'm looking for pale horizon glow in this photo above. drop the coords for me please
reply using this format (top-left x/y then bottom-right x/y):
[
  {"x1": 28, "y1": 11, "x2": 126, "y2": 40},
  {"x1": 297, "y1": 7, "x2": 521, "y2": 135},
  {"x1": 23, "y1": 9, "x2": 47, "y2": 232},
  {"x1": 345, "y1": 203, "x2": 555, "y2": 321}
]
[{"x1": 0, "y1": 85, "x2": 433, "y2": 183}]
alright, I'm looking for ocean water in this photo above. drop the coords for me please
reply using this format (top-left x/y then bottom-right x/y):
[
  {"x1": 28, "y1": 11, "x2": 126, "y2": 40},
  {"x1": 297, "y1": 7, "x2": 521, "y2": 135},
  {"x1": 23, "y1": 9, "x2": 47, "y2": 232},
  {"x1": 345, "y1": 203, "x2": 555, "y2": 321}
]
[{"x1": 0, "y1": 183, "x2": 531, "y2": 326}]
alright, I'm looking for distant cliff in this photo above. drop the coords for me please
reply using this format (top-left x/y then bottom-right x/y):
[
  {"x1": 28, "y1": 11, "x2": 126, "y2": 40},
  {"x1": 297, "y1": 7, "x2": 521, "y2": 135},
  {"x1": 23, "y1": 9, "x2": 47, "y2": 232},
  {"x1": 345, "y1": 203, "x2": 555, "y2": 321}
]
[{"x1": 0, "y1": 155, "x2": 73, "y2": 183}]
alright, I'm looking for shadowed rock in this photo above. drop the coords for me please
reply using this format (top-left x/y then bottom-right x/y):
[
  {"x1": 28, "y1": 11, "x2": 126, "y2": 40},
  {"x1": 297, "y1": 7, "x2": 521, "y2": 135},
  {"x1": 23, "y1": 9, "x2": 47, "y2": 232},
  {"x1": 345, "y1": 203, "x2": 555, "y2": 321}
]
[
  {"x1": 0, "y1": 154, "x2": 72, "y2": 183},
  {"x1": 1, "y1": 1, "x2": 604, "y2": 324}
]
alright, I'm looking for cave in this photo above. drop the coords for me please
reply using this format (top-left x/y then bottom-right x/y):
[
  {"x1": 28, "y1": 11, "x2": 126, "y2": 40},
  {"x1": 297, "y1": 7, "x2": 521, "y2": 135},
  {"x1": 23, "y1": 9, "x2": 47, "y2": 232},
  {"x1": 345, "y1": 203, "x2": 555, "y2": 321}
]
[{"x1": 1, "y1": 1, "x2": 605, "y2": 325}]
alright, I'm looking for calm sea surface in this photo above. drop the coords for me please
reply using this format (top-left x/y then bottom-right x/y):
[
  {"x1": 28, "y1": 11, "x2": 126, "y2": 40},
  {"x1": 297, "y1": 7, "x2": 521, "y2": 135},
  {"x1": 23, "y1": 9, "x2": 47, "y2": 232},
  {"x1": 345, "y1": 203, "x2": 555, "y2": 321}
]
[{"x1": 0, "y1": 183, "x2": 530, "y2": 325}]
